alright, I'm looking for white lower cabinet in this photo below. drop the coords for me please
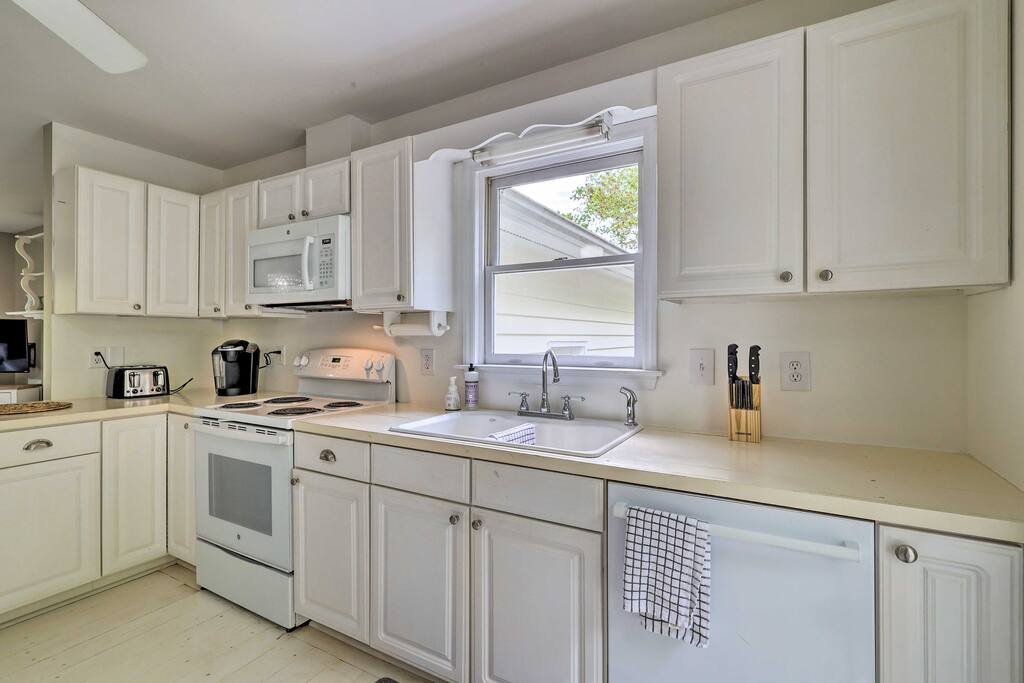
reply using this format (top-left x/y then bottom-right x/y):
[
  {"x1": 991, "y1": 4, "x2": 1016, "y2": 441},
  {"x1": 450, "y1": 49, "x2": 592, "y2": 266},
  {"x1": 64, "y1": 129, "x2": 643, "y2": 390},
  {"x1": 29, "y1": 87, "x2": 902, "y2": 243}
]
[
  {"x1": 166, "y1": 414, "x2": 196, "y2": 565},
  {"x1": 0, "y1": 453, "x2": 101, "y2": 614},
  {"x1": 101, "y1": 415, "x2": 168, "y2": 575},
  {"x1": 471, "y1": 507, "x2": 603, "y2": 683},
  {"x1": 294, "y1": 470, "x2": 369, "y2": 643},
  {"x1": 879, "y1": 525, "x2": 1023, "y2": 683},
  {"x1": 370, "y1": 485, "x2": 469, "y2": 683}
]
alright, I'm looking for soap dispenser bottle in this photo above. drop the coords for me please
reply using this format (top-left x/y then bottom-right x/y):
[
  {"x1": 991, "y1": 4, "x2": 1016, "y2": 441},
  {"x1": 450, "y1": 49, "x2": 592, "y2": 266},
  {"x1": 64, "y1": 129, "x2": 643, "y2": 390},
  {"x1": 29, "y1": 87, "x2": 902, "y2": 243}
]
[{"x1": 444, "y1": 376, "x2": 462, "y2": 411}]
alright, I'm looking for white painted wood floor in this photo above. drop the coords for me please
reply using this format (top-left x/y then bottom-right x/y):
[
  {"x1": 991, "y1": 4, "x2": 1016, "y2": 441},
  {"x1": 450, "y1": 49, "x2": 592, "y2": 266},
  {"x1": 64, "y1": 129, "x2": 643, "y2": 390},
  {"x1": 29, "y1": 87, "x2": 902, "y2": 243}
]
[{"x1": 0, "y1": 565, "x2": 428, "y2": 683}]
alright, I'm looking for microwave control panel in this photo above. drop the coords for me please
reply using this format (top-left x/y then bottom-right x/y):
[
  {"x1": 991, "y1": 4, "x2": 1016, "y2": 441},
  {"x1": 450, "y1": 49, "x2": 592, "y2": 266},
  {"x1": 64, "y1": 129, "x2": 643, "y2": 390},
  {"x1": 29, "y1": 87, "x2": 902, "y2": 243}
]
[{"x1": 317, "y1": 237, "x2": 335, "y2": 288}]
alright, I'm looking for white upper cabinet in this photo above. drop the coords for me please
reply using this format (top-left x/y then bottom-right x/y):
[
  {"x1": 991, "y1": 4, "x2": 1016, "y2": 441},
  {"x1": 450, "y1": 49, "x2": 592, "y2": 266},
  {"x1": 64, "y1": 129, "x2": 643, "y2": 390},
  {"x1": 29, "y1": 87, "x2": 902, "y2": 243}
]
[
  {"x1": 198, "y1": 189, "x2": 226, "y2": 318},
  {"x1": 224, "y1": 181, "x2": 262, "y2": 317},
  {"x1": 351, "y1": 137, "x2": 453, "y2": 313},
  {"x1": 658, "y1": 29, "x2": 805, "y2": 298},
  {"x1": 53, "y1": 166, "x2": 147, "y2": 315},
  {"x1": 258, "y1": 171, "x2": 303, "y2": 228},
  {"x1": 146, "y1": 184, "x2": 199, "y2": 317},
  {"x1": 879, "y1": 525, "x2": 1022, "y2": 683},
  {"x1": 258, "y1": 158, "x2": 351, "y2": 228},
  {"x1": 807, "y1": 0, "x2": 1009, "y2": 292},
  {"x1": 303, "y1": 158, "x2": 351, "y2": 219}
]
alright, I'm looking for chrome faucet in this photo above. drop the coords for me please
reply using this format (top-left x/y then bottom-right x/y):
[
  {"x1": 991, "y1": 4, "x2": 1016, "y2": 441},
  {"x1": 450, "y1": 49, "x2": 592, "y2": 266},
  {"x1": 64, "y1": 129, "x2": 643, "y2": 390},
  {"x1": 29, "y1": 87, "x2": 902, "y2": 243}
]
[
  {"x1": 512, "y1": 350, "x2": 581, "y2": 420},
  {"x1": 539, "y1": 350, "x2": 560, "y2": 413},
  {"x1": 620, "y1": 386, "x2": 639, "y2": 427}
]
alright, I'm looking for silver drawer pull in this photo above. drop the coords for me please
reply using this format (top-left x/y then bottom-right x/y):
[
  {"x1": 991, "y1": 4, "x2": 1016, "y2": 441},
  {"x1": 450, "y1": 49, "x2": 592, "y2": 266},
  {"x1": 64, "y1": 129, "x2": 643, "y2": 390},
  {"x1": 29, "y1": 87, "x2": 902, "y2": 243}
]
[
  {"x1": 23, "y1": 439, "x2": 53, "y2": 451},
  {"x1": 319, "y1": 449, "x2": 337, "y2": 462}
]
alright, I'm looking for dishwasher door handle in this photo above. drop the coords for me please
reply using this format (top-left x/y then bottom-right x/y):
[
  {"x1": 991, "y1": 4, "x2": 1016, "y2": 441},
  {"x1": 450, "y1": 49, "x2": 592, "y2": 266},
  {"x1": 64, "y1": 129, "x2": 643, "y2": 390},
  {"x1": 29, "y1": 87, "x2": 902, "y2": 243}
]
[{"x1": 611, "y1": 502, "x2": 861, "y2": 562}]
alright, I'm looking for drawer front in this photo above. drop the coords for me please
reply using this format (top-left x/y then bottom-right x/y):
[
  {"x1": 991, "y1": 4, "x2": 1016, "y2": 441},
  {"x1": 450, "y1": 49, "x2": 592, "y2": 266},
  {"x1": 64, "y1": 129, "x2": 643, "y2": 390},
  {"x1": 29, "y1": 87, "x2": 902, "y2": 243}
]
[
  {"x1": 296, "y1": 433, "x2": 370, "y2": 482},
  {"x1": 0, "y1": 422, "x2": 101, "y2": 469},
  {"x1": 473, "y1": 461, "x2": 604, "y2": 531},
  {"x1": 371, "y1": 444, "x2": 470, "y2": 504}
]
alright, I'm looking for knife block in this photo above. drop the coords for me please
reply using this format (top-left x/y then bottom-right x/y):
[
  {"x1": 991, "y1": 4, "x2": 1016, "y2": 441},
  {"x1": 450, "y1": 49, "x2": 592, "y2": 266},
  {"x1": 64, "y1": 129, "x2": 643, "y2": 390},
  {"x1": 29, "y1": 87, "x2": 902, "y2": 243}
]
[{"x1": 728, "y1": 378, "x2": 761, "y2": 443}]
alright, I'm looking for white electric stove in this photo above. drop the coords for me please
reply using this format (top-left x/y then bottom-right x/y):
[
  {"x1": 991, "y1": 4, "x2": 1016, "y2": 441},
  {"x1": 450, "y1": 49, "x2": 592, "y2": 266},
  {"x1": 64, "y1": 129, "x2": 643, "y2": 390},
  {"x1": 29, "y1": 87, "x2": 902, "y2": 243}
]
[{"x1": 193, "y1": 347, "x2": 394, "y2": 629}]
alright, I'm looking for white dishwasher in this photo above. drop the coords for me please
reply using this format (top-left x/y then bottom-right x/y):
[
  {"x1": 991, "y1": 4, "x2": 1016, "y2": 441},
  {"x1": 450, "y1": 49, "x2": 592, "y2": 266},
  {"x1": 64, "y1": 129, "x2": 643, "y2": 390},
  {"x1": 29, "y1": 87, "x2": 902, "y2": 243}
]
[{"x1": 607, "y1": 483, "x2": 875, "y2": 683}]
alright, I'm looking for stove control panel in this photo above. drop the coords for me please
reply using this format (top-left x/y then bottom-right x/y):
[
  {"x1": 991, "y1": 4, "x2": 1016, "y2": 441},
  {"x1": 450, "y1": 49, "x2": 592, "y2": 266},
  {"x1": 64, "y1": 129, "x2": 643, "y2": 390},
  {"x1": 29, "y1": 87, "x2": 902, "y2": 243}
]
[{"x1": 293, "y1": 348, "x2": 395, "y2": 383}]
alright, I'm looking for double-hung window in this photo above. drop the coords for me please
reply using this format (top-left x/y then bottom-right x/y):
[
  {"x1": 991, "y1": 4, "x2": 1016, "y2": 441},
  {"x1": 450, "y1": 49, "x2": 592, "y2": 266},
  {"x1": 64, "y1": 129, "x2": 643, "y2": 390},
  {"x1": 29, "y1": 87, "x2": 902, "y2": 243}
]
[{"x1": 478, "y1": 118, "x2": 655, "y2": 371}]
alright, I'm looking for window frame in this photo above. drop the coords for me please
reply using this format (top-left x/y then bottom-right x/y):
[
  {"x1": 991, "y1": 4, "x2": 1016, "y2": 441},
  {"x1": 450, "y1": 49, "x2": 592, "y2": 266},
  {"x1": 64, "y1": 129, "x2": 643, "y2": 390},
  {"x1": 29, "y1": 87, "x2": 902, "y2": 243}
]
[{"x1": 460, "y1": 115, "x2": 658, "y2": 378}]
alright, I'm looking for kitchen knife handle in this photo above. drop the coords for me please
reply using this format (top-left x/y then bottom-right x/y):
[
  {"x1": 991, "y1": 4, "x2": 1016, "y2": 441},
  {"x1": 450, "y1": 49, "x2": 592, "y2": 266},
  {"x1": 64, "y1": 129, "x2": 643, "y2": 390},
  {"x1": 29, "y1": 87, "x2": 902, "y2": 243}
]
[{"x1": 749, "y1": 345, "x2": 762, "y2": 384}]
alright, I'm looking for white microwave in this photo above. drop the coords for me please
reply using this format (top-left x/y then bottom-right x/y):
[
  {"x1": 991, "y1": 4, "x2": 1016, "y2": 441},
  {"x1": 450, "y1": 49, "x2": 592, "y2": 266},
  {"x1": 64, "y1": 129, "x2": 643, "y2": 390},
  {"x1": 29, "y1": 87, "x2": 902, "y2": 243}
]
[{"x1": 246, "y1": 215, "x2": 351, "y2": 310}]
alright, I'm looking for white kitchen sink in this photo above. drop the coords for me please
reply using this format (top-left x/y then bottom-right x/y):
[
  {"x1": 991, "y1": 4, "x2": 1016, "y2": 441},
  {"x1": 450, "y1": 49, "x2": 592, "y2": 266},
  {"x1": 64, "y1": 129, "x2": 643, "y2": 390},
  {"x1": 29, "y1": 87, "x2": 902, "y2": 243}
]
[{"x1": 389, "y1": 410, "x2": 641, "y2": 458}]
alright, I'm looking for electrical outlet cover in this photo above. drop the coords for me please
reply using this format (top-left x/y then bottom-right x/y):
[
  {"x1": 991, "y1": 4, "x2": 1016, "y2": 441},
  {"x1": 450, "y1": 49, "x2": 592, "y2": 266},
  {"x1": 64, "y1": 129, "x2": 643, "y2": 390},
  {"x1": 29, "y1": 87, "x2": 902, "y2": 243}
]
[
  {"x1": 421, "y1": 348, "x2": 435, "y2": 376},
  {"x1": 689, "y1": 348, "x2": 715, "y2": 386},
  {"x1": 780, "y1": 351, "x2": 811, "y2": 391}
]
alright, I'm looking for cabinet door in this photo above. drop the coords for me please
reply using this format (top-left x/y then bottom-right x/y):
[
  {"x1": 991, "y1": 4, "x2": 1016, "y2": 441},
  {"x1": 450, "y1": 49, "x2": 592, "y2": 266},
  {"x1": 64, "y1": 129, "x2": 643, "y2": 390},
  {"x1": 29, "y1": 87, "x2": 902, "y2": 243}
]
[
  {"x1": 807, "y1": 0, "x2": 1009, "y2": 292},
  {"x1": 0, "y1": 454, "x2": 101, "y2": 614},
  {"x1": 102, "y1": 415, "x2": 167, "y2": 575},
  {"x1": 351, "y1": 138, "x2": 413, "y2": 312},
  {"x1": 75, "y1": 167, "x2": 147, "y2": 315},
  {"x1": 166, "y1": 414, "x2": 195, "y2": 565},
  {"x1": 370, "y1": 486, "x2": 468, "y2": 683},
  {"x1": 258, "y1": 171, "x2": 302, "y2": 228},
  {"x1": 472, "y1": 508, "x2": 603, "y2": 683},
  {"x1": 223, "y1": 182, "x2": 262, "y2": 317},
  {"x1": 303, "y1": 158, "x2": 350, "y2": 218},
  {"x1": 294, "y1": 470, "x2": 369, "y2": 642},
  {"x1": 879, "y1": 526, "x2": 1022, "y2": 683},
  {"x1": 658, "y1": 29, "x2": 804, "y2": 297},
  {"x1": 147, "y1": 185, "x2": 200, "y2": 317},
  {"x1": 198, "y1": 190, "x2": 226, "y2": 318}
]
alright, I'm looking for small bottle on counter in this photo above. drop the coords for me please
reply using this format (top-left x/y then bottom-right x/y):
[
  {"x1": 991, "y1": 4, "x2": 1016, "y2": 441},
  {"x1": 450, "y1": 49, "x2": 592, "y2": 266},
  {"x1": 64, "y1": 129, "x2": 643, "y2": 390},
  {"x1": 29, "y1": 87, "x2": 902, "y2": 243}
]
[
  {"x1": 464, "y1": 364, "x2": 479, "y2": 410},
  {"x1": 444, "y1": 376, "x2": 462, "y2": 411}
]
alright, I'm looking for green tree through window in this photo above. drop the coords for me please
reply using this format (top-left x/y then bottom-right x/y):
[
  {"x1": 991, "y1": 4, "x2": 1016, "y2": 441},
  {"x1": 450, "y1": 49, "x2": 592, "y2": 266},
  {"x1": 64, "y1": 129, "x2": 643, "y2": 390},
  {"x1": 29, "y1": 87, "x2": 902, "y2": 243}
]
[{"x1": 561, "y1": 165, "x2": 639, "y2": 251}]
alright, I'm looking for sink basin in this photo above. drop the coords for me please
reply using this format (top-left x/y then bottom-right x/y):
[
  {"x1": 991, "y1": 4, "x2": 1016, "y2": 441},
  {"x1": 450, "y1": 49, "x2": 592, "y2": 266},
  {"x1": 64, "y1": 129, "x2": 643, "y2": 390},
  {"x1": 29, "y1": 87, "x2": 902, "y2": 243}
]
[{"x1": 389, "y1": 410, "x2": 641, "y2": 458}]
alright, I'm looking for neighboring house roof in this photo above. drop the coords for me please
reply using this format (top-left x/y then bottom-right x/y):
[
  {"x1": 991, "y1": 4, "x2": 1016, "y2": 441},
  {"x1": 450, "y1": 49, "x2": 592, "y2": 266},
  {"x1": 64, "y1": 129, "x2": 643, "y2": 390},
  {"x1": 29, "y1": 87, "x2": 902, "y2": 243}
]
[{"x1": 501, "y1": 189, "x2": 627, "y2": 259}]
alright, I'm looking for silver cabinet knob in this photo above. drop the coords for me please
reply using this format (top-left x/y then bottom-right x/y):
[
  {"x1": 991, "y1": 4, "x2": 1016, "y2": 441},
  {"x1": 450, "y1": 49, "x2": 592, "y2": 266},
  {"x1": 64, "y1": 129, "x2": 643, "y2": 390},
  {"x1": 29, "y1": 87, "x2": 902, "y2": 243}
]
[
  {"x1": 818, "y1": 269, "x2": 834, "y2": 282},
  {"x1": 213, "y1": 306, "x2": 221, "y2": 313},
  {"x1": 319, "y1": 449, "x2": 336, "y2": 462},
  {"x1": 290, "y1": 477, "x2": 300, "y2": 486},
  {"x1": 288, "y1": 213, "x2": 296, "y2": 220},
  {"x1": 471, "y1": 519, "x2": 483, "y2": 531},
  {"x1": 449, "y1": 514, "x2": 460, "y2": 526},
  {"x1": 301, "y1": 209, "x2": 309, "y2": 217},
  {"x1": 244, "y1": 304, "x2": 252, "y2": 310},
  {"x1": 184, "y1": 423, "x2": 190, "y2": 430},
  {"x1": 133, "y1": 303, "x2": 142, "y2": 311},
  {"x1": 894, "y1": 544, "x2": 918, "y2": 564},
  {"x1": 779, "y1": 271, "x2": 793, "y2": 283},
  {"x1": 396, "y1": 294, "x2": 405, "y2": 302}
]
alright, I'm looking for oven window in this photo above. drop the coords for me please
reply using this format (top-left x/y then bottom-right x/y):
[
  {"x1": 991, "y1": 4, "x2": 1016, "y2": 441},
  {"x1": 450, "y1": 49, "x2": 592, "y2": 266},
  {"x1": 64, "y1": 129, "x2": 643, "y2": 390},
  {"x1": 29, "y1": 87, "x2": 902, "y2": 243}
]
[
  {"x1": 208, "y1": 453, "x2": 273, "y2": 535},
  {"x1": 253, "y1": 255, "x2": 303, "y2": 289}
]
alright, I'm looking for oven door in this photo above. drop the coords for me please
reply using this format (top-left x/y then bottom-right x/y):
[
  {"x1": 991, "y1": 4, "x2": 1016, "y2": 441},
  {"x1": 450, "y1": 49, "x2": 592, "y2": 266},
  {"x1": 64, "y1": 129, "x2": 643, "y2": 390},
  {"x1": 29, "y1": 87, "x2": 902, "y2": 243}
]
[
  {"x1": 246, "y1": 220, "x2": 319, "y2": 303},
  {"x1": 194, "y1": 420, "x2": 294, "y2": 572}
]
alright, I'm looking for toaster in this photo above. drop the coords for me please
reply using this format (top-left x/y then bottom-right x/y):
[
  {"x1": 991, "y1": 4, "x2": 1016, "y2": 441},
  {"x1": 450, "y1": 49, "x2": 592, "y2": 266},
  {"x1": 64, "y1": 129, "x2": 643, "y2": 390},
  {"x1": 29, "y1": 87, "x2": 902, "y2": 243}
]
[{"x1": 105, "y1": 364, "x2": 170, "y2": 398}]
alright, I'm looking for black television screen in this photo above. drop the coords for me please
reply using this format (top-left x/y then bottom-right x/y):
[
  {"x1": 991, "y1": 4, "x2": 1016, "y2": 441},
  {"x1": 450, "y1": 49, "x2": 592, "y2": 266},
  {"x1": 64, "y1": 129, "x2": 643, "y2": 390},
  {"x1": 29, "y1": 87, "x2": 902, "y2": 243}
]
[{"x1": 0, "y1": 319, "x2": 29, "y2": 373}]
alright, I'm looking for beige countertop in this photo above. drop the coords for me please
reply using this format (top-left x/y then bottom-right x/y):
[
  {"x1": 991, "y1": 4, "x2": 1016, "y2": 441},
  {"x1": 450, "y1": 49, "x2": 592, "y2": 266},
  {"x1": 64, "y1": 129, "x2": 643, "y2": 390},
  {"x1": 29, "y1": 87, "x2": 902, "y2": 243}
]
[{"x1": 2, "y1": 391, "x2": 1022, "y2": 543}]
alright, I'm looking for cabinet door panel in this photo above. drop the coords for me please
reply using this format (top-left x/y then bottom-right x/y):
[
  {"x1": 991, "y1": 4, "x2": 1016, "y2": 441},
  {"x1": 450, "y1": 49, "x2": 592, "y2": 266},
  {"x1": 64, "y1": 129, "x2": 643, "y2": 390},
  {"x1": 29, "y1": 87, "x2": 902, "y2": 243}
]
[
  {"x1": 147, "y1": 185, "x2": 199, "y2": 317},
  {"x1": 658, "y1": 30, "x2": 804, "y2": 297},
  {"x1": 258, "y1": 172, "x2": 302, "y2": 228},
  {"x1": 224, "y1": 182, "x2": 261, "y2": 317},
  {"x1": 199, "y1": 190, "x2": 226, "y2": 318},
  {"x1": 102, "y1": 415, "x2": 167, "y2": 575},
  {"x1": 294, "y1": 470, "x2": 368, "y2": 642},
  {"x1": 167, "y1": 414, "x2": 196, "y2": 565},
  {"x1": 879, "y1": 526, "x2": 1022, "y2": 683},
  {"x1": 76, "y1": 168, "x2": 146, "y2": 315},
  {"x1": 304, "y1": 158, "x2": 350, "y2": 218},
  {"x1": 807, "y1": 0, "x2": 1009, "y2": 291},
  {"x1": 351, "y1": 138, "x2": 412, "y2": 312},
  {"x1": 0, "y1": 454, "x2": 101, "y2": 613},
  {"x1": 472, "y1": 508, "x2": 603, "y2": 683},
  {"x1": 370, "y1": 486, "x2": 468, "y2": 683}
]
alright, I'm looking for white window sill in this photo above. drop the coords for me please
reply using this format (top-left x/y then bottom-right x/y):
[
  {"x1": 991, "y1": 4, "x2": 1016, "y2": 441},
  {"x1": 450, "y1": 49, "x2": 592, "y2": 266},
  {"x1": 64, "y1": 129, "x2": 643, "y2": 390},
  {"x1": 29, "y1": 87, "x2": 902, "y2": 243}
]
[{"x1": 455, "y1": 364, "x2": 662, "y2": 390}]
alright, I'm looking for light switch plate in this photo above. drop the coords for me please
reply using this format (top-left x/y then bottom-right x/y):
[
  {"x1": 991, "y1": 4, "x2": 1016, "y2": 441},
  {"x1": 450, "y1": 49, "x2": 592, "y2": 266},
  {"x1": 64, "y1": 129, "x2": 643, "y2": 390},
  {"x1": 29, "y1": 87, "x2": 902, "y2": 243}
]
[
  {"x1": 780, "y1": 351, "x2": 811, "y2": 391},
  {"x1": 689, "y1": 348, "x2": 715, "y2": 385}
]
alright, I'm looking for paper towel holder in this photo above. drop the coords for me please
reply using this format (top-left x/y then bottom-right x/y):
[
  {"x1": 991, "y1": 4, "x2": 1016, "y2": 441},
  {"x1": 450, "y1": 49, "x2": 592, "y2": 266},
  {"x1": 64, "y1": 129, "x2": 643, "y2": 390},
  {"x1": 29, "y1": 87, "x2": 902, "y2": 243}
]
[{"x1": 374, "y1": 310, "x2": 450, "y2": 337}]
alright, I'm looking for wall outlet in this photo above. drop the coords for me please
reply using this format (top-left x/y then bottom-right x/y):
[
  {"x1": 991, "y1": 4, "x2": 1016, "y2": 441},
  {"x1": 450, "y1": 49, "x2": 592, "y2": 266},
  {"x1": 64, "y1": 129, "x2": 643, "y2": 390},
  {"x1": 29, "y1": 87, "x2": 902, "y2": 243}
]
[
  {"x1": 88, "y1": 346, "x2": 124, "y2": 369},
  {"x1": 780, "y1": 351, "x2": 811, "y2": 391},
  {"x1": 689, "y1": 348, "x2": 715, "y2": 385},
  {"x1": 263, "y1": 345, "x2": 287, "y2": 366},
  {"x1": 421, "y1": 348, "x2": 435, "y2": 376}
]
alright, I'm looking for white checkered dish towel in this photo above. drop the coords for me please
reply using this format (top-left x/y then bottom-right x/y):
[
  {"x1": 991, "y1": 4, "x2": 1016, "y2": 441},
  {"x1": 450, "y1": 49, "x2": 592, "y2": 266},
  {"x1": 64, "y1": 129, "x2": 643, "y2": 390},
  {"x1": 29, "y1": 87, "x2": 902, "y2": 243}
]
[
  {"x1": 622, "y1": 505, "x2": 711, "y2": 647},
  {"x1": 487, "y1": 423, "x2": 537, "y2": 445}
]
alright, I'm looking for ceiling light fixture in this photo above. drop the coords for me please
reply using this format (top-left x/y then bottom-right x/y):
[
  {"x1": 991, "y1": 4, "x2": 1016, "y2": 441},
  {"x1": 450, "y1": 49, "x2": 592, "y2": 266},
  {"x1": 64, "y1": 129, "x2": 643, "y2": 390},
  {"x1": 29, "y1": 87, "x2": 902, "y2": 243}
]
[{"x1": 10, "y1": 0, "x2": 147, "y2": 74}]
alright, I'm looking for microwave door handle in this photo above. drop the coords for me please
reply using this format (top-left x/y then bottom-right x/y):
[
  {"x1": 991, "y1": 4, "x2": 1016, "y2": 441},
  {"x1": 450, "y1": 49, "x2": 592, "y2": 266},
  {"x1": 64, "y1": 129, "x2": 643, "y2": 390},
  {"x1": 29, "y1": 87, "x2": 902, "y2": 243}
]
[{"x1": 301, "y1": 236, "x2": 315, "y2": 290}]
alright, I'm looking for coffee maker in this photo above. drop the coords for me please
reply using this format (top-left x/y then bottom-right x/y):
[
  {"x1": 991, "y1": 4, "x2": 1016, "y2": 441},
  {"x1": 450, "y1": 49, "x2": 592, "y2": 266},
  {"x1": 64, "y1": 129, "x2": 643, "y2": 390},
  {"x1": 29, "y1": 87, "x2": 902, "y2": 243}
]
[{"x1": 211, "y1": 340, "x2": 261, "y2": 396}]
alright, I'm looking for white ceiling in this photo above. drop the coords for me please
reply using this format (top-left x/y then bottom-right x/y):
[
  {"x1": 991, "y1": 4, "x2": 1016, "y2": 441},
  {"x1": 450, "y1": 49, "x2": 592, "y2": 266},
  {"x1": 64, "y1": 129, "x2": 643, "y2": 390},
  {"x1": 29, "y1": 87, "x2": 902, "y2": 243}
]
[{"x1": 0, "y1": 0, "x2": 756, "y2": 233}]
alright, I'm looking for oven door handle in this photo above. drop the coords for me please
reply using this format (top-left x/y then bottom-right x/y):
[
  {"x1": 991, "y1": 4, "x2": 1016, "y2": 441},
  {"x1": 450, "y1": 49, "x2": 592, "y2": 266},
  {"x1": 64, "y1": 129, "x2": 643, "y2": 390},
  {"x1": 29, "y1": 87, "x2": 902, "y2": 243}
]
[
  {"x1": 191, "y1": 420, "x2": 292, "y2": 446},
  {"x1": 301, "y1": 236, "x2": 315, "y2": 291}
]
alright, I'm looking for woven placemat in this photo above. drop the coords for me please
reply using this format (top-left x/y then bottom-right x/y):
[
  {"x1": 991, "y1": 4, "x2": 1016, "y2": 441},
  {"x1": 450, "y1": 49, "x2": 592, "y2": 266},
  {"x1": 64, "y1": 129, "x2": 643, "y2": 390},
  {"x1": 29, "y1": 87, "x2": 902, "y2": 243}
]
[{"x1": 0, "y1": 401, "x2": 73, "y2": 416}]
